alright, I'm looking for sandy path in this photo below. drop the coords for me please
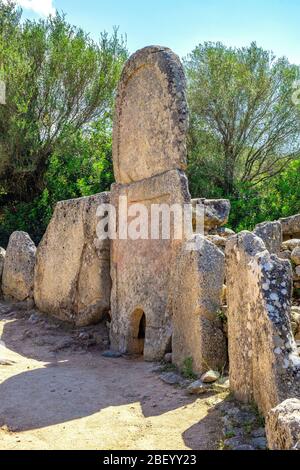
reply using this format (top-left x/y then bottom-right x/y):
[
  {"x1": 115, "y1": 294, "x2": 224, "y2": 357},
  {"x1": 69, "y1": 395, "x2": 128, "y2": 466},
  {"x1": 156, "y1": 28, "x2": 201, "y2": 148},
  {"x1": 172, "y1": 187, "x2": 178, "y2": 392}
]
[{"x1": 0, "y1": 303, "x2": 226, "y2": 450}]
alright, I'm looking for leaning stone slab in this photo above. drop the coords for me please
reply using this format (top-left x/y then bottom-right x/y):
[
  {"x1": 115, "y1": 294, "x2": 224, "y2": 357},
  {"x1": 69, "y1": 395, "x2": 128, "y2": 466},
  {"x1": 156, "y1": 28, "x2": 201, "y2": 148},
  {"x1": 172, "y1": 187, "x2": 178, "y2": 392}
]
[
  {"x1": 266, "y1": 399, "x2": 300, "y2": 450},
  {"x1": 34, "y1": 193, "x2": 111, "y2": 326},
  {"x1": 173, "y1": 235, "x2": 227, "y2": 375},
  {"x1": 254, "y1": 221, "x2": 282, "y2": 254},
  {"x1": 2, "y1": 232, "x2": 36, "y2": 302},
  {"x1": 113, "y1": 46, "x2": 188, "y2": 184},
  {"x1": 226, "y1": 231, "x2": 300, "y2": 416}
]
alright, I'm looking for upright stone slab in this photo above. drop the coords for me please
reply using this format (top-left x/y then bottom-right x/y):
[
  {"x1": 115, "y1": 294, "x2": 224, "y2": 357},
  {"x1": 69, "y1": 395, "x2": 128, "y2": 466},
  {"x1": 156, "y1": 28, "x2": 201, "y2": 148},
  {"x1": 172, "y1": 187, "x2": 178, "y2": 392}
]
[
  {"x1": 113, "y1": 46, "x2": 188, "y2": 184},
  {"x1": 173, "y1": 235, "x2": 227, "y2": 374},
  {"x1": 254, "y1": 221, "x2": 282, "y2": 255},
  {"x1": 34, "y1": 193, "x2": 111, "y2": 326},
  {"x1": 2, "y1": 231, "x2": 36, "y2": 301},
  {"x1": 110, "y1": 170, "x2": 191, "y2": 360},
  {"x1": 226, "y1": 231, "x2": 300, "y2": 416},
  {"x1": 110, "y1": 46, "x2": 191, "y2": 361}
]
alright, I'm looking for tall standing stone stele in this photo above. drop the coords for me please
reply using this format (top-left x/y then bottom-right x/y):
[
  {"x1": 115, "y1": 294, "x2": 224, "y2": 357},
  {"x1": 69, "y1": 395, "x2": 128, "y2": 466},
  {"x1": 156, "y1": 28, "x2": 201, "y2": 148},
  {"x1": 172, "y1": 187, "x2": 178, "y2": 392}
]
[{"x1": 110, "y1": 46, "x2": 190, "y2": 361}]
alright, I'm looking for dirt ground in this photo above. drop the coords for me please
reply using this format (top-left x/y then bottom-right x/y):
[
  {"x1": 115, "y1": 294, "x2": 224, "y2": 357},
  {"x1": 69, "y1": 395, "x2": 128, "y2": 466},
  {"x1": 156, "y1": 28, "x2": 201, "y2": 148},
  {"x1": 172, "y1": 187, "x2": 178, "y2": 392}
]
[{"x1": 0, "y1": 301, "x2": 227, "y2": 450}]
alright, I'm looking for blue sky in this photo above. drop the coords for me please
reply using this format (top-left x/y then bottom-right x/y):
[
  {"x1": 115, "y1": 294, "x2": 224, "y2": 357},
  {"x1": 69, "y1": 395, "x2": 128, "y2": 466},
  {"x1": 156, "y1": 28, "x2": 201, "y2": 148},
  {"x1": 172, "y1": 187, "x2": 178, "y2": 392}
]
[{"x1": 14, "y1": 0, "x2": 300, "y2": 63}]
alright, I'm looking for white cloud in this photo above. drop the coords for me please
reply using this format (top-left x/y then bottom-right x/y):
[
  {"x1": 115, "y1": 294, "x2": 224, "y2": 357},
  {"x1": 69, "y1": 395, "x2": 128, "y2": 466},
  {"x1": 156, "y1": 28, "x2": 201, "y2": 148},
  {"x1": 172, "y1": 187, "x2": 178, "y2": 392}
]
[{"x1": 15, "y1": 0, "x2": 55, "y2": 17}]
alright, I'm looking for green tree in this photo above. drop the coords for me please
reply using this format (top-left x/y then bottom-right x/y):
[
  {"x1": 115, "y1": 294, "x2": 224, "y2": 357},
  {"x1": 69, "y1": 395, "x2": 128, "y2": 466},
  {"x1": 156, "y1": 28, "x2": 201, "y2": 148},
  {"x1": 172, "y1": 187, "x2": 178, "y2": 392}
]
[
  {"x1": 0, "y1": 114, "x2": 114, "y2": 246},
  {"x1": 0, "y1": 1, "x2": 127, "y2": 203},
  {"x1": 185, "y1": 42, "x2": 300, "y2": 197}
]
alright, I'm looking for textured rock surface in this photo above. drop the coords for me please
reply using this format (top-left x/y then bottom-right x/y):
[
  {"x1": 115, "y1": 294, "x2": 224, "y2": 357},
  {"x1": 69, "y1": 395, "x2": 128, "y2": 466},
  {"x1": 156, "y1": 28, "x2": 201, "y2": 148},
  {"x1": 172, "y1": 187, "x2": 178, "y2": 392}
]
[
  {"x1": 192, "y1": 198, "x2": 231, "y2": 233},
  {"x1": 0, "y1": 248, "x2": 5, "y2": 296},
  {"x1": 173, "y1": 235, "x2": 227, "y2": 374},
  {"x1": 2, "y1": 232, "x2": 36, "y2": 301},
  {"x1": 280, "y1": 214, "x2": 300, "y2": 240},
  {"x1": 291, "y1": 306, "x2": 300, "y2": 339},
  {"x1": 291, "y1": 247, "x2": 300, "y2": 265},
  {"x1": 110, "y1": 170, "x2": 191, "y2": 360},
  {"x1": 113, "y1": 46, "x2": 188, "y2": 184},
  {"x1": 110, "y1": 46, "x2": 191, "y2": 361},
  {"x1": 201, "y1": 370, "x2": 221, "y2": 383},
  {"x1": 34, "y1": 193, "x2": 111, "y2": 326},
  {"x1": 254, "y1": 221, "x2": 282, "y2": 254},
  {"x1": 226, "y1": 231, "x2": 300, "y2": 416},
  {"x1": 282, "y1": 239, "x2": 300, "y2": 251},
  {"x1": 266, "y1": 399, "x2": 300, "y2": 450}
]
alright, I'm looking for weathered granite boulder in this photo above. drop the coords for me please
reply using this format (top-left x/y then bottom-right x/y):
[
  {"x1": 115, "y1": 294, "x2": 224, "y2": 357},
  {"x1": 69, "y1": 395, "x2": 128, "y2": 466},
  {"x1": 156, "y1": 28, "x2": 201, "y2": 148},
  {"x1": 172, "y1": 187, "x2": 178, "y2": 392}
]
[
  {"x1": 280, "y1": 214, "x2": 300, "y2": 240},
  {"x1": 226, "y1": 231, "x2": 300, "y2": 416},
  {"x1": 173, "y1": 235, "x2": 227, "y2": 374},
  {"x1": 282, "y1": 239, "x2": 300, "y2": 251},
  {"x1": 291, "y1": 306, "x2": 300, "y2": 339},
  {"x1": 113, "y1": 46, "x2": 188, "y2": 184},
  {"x1": 2, "y1": 231, "x2": 36, "y2": 301},
  {"x1": 254, "y1": 221, "x2": 282, "y2": 254},
  {"x1": 266, "y1": 399, "x2": 300, "y2": 450},
  {"x1": 192, "y1": 198, "x2": 231, "y2": 234},
  {"x1": 34, "y1": 193, "x2": 111, "y2": 326}
]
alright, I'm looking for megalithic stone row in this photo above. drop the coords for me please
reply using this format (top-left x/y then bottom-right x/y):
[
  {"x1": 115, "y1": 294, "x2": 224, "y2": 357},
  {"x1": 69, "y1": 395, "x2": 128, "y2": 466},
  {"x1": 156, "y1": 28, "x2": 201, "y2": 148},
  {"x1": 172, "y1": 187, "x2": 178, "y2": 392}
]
[{"x1": 226, "y1": 231, "x2": 300, "y2": 416}]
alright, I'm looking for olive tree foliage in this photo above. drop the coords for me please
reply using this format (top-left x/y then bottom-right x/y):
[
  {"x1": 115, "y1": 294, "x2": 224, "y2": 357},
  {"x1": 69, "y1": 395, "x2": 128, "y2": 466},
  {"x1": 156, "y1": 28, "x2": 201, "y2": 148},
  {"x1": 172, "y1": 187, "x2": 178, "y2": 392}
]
[
  {"x1": 0, "y1": 1, "x2": 127, "y2": 203},
  {"x1": 185, "y1": 42, "x2": 300, "y2": 197}
]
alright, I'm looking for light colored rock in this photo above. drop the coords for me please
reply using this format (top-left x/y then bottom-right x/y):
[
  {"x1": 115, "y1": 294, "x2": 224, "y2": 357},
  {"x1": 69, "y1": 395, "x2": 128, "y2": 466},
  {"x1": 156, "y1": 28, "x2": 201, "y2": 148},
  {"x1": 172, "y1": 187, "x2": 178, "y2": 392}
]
[
  {"x1": 206, "y1": 235, "x2": 227, "y2": 249},
  {"x1": 280, "y1": 214, "x2": 300, "y2": 238},
  {"x1": 295, "y1": 266, "x2": 300, "y2": 280},
  {"x1": 217, "y1": 227, "x2": 235, "y2": 238},
  {"x1": 226, "y1": 231, "x2": 300, "y2": 416},
  {"x1": 222, "y1": 284, "x2": 227, "y2": 305},
  {"x1": 254, "y1": 221, "x2": 282, "y2": 255},
  {"x1": 0, "y1": 247, "x2": 5, "y2": 296},
  {"x1": 164, "y1": 353, "x2": 172, "y2": 363},
  {"x1": 266, "y1": 399, "x2": 300, "y2": 450},
  {"x1": 278, "y1": 250, "x2": 292, "y2": 260},
  {"x1": 110, "y1": 169, "x2": 191, "y2": 360},
  {"x1": 113, "y1": 46, "x2": 188, "y2": 184},
  {"x1": 291, "y1": 307, "x2": 300, "y2": 338},
  {"x1": 186, "y1": 380, "x2": 212, "y2": 395},
  {"x1": 291, "y1": 247, "x2": 300, "y2": 265},
  {"x1": 172, "y1": 235, "x2": 227, "y2": 375},
  {"x1": 0, "y1": 247, "x2": 5, "y2": 279},
  {"x1": 282, "y1": 239, "x2": 300, "y2": 251},
  {"x1": 2, "y1": 231, "x2": 36, "y2": 301},
  {"x1": 192, "y1": 198, "x2": 231, "y2": 233},
  {"x1": 213, "y1": 377, "x2": 230, "y2": 391},
  {"x1": 201, "y1": 370, "x2": 221, "y2": 383},
  {"x1": 34, "y1": 193, "x2": 111, "y2": 326}
]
